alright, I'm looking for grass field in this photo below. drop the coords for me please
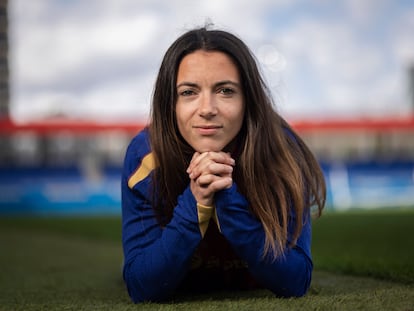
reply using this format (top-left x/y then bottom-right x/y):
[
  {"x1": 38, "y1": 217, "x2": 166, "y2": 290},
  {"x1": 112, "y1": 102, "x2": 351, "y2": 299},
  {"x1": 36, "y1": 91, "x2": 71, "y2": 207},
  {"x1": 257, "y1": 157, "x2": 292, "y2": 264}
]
[{"x1": 0, "y1": 209, "x2": 413, "y2": 310}]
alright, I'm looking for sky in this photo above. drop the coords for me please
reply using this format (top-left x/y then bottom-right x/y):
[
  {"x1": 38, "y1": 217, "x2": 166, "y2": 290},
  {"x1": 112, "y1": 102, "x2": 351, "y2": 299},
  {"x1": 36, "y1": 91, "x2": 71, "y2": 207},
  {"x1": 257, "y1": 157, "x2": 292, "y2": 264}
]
[{"x1": 7, "y1": 0, "x2": 414, "y2": 123}]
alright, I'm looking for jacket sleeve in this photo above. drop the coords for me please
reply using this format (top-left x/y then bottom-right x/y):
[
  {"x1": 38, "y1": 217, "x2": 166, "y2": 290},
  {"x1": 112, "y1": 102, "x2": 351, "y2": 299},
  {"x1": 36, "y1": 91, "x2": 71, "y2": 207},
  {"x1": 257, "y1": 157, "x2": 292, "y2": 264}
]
[
  {"x1": 121, "y1": 133, "x2": 203, "y2": 303},
  {"x1": 214, "y1": 183, "x2": 313, "y2": 297}
]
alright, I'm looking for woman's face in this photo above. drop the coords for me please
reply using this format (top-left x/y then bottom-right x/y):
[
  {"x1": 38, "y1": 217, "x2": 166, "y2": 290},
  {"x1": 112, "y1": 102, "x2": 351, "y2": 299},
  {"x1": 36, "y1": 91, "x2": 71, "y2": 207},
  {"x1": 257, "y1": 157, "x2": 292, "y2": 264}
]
[{"x1": 175, "y1": 50, "x2": 245, "y2": 153}]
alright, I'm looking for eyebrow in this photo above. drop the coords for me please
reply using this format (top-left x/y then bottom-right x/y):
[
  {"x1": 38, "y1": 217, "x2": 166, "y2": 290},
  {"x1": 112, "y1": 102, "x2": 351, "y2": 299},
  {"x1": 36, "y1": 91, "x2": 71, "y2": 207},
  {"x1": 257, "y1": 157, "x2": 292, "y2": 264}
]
[{"x1": 176, "y1": 80, "x2": 241, "y2": 89}]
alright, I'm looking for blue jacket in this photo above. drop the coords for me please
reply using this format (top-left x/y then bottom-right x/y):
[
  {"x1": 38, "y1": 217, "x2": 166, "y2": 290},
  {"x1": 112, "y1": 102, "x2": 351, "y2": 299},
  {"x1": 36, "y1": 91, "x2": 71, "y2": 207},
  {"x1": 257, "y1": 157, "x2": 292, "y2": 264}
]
[{"x1": 122, "y1": 129, "x2": 313, "y2": 303}]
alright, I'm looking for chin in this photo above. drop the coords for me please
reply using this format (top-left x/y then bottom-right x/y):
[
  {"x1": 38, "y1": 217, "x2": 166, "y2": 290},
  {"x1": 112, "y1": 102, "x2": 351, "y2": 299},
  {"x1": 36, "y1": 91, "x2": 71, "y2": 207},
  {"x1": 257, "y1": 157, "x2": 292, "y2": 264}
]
[{"x1": 194, "y1": 144, "x2": 225, "y2": 153}]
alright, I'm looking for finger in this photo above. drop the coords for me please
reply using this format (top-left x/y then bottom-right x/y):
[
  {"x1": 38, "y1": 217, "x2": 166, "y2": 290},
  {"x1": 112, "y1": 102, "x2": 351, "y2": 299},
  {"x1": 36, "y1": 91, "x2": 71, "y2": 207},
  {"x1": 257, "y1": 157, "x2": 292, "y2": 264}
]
[
  {"x1": 190, "y1": 175, "x2": 233, "y2": 205},
  {"x1": 190, "y1": 178, "x2": 214, "y2": 206},
  {"x1": 195, "y1": 173, "x2": 216, "y2": 188},
  {"x1": 188, "y1": 152, "x2": 211, "y2": 179},
  {"x1": 186, "y1": 152, "x2": 205, "y2": 174},
  {"x1": 189, "y1": 152, "x2": 235, "y2": 179},
  {"x1": 208, "y1": 176, "x2": 233, "y2": 192},
  {"x1": 205, "y1": 162, "x2": 234, "y2": 177},
  {"x1": 190, "y1": 162, "x2": 233, "y2": 180},
  {"x1": 222, "y1": 152, "x2": 236, "y2": 166},
  {"x1": 195, "y1": 151, "x2": 235, "y2": 167},
  {"x1": 195, "y1": 174, "x2": 232, "y2": 190},
  {"x1": 203, "y1": 151, "x2": 235, "y2": 166}
]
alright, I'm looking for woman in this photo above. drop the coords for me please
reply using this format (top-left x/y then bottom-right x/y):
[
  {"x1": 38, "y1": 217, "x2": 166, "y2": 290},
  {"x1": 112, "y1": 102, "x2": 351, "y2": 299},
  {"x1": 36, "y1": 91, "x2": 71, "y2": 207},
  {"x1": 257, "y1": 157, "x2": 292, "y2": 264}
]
[{"x1": 122, "y1": 27, "x2": 326, "y2": 303}]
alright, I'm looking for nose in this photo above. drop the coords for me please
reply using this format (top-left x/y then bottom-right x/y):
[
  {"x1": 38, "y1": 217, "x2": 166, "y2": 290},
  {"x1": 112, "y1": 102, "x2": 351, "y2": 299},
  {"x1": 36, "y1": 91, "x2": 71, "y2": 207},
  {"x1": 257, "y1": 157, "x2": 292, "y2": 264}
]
[{"x1": 198, "y1": 92, "x2": 217, "y2": 118}]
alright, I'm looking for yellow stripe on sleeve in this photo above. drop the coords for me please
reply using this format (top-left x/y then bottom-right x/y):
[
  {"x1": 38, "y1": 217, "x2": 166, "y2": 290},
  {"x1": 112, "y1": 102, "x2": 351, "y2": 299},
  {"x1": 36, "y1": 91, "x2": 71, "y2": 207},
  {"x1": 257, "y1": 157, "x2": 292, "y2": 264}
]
[
  {"x1": 197, "y1": 203, "x2": 214, "y2": 237},
  {"x1": 212, "y1": 208, "x2": 222, "y2": 233},
  {"x1": 128, "y1": 152, "x2": 156, "y2": 189}
]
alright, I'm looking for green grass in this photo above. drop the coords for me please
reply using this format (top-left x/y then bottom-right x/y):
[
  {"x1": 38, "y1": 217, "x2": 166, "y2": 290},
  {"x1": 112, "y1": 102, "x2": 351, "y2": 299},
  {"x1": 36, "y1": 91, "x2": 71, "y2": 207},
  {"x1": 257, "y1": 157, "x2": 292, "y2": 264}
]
[
  {"x1": 0, "y1": 210, "x2": 413, "y2": 310},
  {"x1": 312, "y1": 208, "x2": 414, "y2": 284}
]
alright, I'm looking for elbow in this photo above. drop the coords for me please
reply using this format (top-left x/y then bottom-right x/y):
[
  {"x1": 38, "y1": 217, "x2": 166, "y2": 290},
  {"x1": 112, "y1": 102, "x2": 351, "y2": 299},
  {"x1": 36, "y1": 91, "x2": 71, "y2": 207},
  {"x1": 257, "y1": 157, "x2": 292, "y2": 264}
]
[
  {"x1": 277, "y1": 277, "x2": 311, "y2": 298},
  {"x1": 270, "y1": 273, "x2": 311, "y2": 298},
  {"x1": 124, "y1": 275, "x2": 165, "y2": 303},
  {"x1": 123, "y1": 262, "x2": 173, "y2": 303},
  {"x1": 271, "y1": 259, "x2": 313, "y2": 298},
  {"x1": 123, "y1": 266, "x2": 147, "y2": 303},
  {"x1": 125, "y1": 282, "x2": 146, "y2": 304},
  {"x1": 254, "y1": 252, "x2": 313, "y2": 298},
  {"x1": 123, "y1": 264, "x2": 162, "y2": 303}
]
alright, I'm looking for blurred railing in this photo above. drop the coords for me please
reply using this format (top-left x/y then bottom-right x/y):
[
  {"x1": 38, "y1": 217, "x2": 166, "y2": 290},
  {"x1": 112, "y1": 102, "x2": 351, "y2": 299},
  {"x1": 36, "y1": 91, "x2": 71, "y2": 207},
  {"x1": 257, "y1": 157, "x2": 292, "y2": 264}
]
[{"x1": 1, "y1": 116, "x2": 413, "y2": 214}]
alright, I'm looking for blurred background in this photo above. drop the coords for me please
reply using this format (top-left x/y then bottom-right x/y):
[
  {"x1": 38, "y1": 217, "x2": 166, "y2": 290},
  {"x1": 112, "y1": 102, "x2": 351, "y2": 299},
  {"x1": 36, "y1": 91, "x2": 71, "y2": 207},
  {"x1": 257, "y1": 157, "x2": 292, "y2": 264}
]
[{"x1": 0, "y1": 0, "x2": 413, "y2": 215}]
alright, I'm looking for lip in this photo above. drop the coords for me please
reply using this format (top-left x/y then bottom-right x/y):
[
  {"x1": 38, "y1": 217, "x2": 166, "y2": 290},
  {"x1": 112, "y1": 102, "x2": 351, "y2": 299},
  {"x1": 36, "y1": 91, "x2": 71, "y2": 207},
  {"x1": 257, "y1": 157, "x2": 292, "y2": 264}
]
[{"x1": 193, "y1": 125, "x2": 222, "y2": 136}]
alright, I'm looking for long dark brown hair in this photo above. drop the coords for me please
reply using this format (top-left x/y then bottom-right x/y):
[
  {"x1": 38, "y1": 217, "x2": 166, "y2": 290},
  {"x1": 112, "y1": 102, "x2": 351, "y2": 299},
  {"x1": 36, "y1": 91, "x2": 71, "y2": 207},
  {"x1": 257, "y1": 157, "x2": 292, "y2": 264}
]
[{"x1": 149, "y1": 27, "x2": 326, "y2": 258}]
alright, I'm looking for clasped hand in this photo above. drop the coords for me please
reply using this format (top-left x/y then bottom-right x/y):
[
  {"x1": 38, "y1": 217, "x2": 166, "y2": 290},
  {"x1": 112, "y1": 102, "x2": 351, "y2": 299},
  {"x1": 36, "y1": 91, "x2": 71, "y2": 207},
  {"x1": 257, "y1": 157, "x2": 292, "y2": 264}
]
[{"x1": 187, "y1": 151, "x2": 235, "y2": 206}]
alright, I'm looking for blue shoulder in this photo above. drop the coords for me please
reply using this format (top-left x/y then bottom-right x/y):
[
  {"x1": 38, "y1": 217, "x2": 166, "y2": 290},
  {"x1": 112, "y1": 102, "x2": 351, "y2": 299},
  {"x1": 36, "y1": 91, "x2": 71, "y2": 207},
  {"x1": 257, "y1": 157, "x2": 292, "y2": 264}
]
[{"x1": 123, "y1": 128, "x2": 152, "y2": 178}]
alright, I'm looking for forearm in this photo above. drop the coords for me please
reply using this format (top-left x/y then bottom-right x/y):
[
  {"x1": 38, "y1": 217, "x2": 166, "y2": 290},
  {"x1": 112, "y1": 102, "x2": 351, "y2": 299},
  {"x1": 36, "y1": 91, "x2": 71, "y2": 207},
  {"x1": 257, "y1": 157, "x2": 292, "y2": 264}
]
[
  {"x1": 123, "y1": 187, "x2": 202, "y2": 302},
  {"x1": 248, "y1": 247, "x2": 312, "y2": 297},
  {"x1": 214, "y1": 184, "x2": 313, "y2": 297},
  {"x1": 123, "y1": 216, "x2": 201, "y2": 302}
]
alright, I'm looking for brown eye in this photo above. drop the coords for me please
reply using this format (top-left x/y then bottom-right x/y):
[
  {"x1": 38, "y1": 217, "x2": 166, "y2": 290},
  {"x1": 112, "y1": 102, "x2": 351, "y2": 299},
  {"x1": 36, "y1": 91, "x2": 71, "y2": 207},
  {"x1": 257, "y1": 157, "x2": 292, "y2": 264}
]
[
  {"x1": 219, "y1": 88, "x2": 235, "y2": 96},
  {"x1": 180, "y1": 89, "x2": 196, "y2": 96}
]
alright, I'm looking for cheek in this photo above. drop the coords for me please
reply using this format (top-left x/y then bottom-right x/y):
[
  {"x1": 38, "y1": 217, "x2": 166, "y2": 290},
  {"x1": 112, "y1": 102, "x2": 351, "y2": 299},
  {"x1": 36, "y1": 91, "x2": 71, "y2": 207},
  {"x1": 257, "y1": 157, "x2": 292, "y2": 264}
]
[
  {"x1": 175, "y1": 105, "x2": 190, "y2": 136},
  {"x1": 230, "y1": 106, "x2": 245, "y2": 129},
  {"x1": 176, "y1": 115, "x2": 185, "y2": 135}
]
